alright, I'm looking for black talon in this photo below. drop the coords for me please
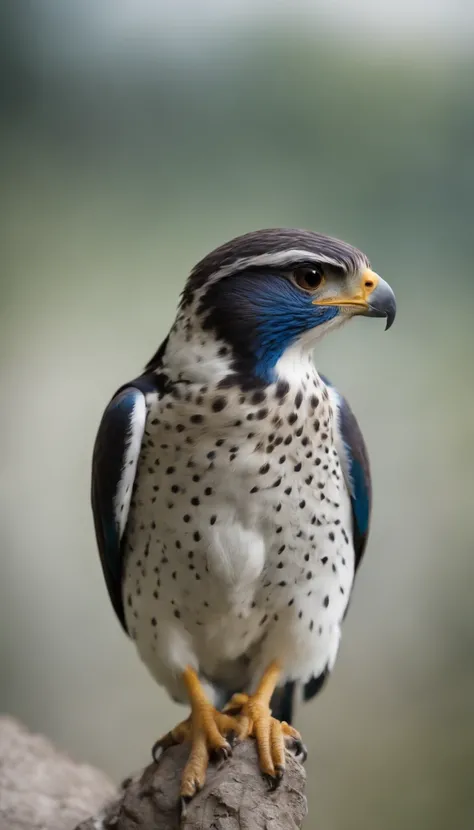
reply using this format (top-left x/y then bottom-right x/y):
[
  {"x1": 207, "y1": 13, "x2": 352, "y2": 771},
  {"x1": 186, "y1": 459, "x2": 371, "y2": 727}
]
[
  {"x1": 180, "y1": 796, "x2": 192, "y2": 818},
  {"x1": 212, "y1": 742, "x2": 232, "y2": 762},
  {"x1": 286, "y1": 737, "x2": 308, "y2": 763},
  {"x1": 152, "y1": 730, "x2": 178, "y2": 763},
  {"x1": 151, "y1": 740, "x2": 163, "y2": 763},
  {"x1": 227, "y1": 730, "x2": 237, "y2": 747},
  {"x1": 293, "y1": 740, "x2": 308, "y2": 762},
  {"x1": 263, "y1": 772, "x2": 282, "y2": 791}
]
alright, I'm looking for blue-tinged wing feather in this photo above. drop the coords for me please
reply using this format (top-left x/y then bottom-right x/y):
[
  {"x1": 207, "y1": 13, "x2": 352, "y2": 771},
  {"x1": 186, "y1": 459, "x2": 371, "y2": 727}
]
[
  {"x1": 321, "y1": 373, "x2": 372, "y2": 572},
  {"x1": 91, "y1": 373, "x2": 164, "y2": 632},
  {"x1": 302, "y1": 375, "x2": 372, "y2": 707}
]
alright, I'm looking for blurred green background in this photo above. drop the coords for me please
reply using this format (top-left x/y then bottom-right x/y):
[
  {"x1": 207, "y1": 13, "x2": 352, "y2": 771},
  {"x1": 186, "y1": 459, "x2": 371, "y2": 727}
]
[{"x1": 1, "y1": 2, "x2": 474, "y2": 828}]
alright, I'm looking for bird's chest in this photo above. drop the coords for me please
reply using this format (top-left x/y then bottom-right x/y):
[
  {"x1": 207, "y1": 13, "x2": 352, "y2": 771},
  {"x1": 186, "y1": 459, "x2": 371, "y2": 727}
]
[{"x1": 125, "y1": 379, "x2": 352, "y2": 622}]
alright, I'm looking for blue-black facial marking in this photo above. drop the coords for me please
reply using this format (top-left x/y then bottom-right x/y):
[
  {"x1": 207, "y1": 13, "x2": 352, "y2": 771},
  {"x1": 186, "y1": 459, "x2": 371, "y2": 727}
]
[{"x1": 200, "y1": 271, "x2": 338, "y2": 382}]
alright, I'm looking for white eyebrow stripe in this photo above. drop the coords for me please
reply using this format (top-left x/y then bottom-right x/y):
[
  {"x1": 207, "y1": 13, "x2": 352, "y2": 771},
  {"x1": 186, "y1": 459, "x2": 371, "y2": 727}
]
[{"x1": 192, "y1": 249, "x2": 345, "y2": 285}]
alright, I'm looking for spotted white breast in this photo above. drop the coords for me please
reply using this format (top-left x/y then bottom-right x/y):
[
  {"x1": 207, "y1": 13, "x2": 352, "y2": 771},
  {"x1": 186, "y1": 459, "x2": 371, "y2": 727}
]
[{"x1": 123, "y1": 362, "x2": 355, "y2": 704}]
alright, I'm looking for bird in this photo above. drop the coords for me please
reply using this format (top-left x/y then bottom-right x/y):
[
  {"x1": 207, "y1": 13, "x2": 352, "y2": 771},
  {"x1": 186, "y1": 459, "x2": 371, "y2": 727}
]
[{"x1": 91, "y1": 228, "x2": 396, "y2": 809}]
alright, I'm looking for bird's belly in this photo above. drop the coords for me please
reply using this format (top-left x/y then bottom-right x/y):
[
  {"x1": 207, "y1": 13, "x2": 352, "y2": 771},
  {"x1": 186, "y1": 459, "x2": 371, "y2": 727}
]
[{"x1": 123, "y1": 436, "x2": 354, "y2": 691}]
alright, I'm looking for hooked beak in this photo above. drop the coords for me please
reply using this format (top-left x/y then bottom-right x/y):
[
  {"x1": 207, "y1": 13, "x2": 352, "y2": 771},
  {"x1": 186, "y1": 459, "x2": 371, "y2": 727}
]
[{"x1": 313, "y1": 269, "x2": 397, "y2": 330}]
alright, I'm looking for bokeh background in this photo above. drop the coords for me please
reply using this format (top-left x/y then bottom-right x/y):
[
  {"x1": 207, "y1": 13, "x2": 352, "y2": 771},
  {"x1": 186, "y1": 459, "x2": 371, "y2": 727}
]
[{"x1": 1, "y1": 2, "x2": 474, "y2": 828}]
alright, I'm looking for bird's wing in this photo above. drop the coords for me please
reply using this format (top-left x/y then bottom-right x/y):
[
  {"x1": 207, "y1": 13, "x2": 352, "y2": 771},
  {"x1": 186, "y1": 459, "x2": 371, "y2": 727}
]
[
  {"x1": 91, "y1": 374, "x2": 161, "y2": 632},
  {"x1": 302, "y1": 375, "x2": 372, "y2": 707},
  {"x1": 323, "y1": 376, "x2": 372, "y2": 573}
]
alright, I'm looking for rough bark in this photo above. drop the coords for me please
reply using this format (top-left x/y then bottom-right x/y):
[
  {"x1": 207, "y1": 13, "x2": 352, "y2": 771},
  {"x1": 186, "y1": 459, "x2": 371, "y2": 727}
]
[{"x1": 0, "y1": 716, "x2": 307, "y2": 830}]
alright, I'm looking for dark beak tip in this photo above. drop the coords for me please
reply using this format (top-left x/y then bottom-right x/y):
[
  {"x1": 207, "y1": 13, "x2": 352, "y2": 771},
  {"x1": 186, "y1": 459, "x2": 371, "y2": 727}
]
[{"x1": 384, "y1": 310, "x2": 396, "y2": 331}]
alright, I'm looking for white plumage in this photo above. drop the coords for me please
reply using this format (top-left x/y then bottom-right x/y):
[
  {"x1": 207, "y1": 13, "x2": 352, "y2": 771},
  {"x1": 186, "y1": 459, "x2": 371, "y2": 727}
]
[{"x1": 122, "y1": 343, "x2": 355, "y2": 706}]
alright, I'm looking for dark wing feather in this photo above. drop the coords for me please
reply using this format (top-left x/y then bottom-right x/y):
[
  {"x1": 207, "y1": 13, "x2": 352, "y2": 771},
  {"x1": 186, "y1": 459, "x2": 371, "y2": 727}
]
[
  {"x1": 322, "y1": 374, "x2": 372, "y2": 572},
  {"x1": 91, "y1": 373, "x2": 164, "y2": 631},
  {"x1": 302, "y1": 375, "x2": 372, "y2": 705}
]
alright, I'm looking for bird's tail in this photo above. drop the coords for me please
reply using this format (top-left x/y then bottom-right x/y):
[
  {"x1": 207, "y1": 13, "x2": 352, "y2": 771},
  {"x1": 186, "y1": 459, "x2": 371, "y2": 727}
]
[{"x1": 270, "y1": 681, "x2": 296, "y2": 725}]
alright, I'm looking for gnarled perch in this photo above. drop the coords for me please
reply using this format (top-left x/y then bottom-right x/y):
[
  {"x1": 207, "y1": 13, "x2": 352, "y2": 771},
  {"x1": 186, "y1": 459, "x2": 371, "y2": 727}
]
[{"x1": 0, "y1": 716, "x2": 307, "y2": 830}]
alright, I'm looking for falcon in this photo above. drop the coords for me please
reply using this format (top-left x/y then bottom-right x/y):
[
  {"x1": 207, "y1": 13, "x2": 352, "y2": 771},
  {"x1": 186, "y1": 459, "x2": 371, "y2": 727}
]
[{"x1": 91, "y1": 228, "x2": 396, "y2": 807}]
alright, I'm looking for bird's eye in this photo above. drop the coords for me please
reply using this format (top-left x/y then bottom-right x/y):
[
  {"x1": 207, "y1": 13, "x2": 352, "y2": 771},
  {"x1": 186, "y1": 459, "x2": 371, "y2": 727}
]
[{"x1": 293, "y1": 266, "x2": 324, "y2": 292}]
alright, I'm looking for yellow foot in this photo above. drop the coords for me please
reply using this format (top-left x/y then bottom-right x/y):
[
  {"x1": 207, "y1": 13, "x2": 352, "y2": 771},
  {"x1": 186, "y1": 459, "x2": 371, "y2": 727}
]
[
  {"x1": 151, "y1": 669, "x2": 239, "y2": 814},
  {"x1": 223, "y1": 663, "x2": 307, "y2": 788}
]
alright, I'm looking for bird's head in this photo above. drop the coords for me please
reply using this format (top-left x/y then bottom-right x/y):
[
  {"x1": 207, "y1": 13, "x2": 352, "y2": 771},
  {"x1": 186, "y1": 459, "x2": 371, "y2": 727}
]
[{"x1": 167, "y1": 229, "x2": 396, "y2": 384}]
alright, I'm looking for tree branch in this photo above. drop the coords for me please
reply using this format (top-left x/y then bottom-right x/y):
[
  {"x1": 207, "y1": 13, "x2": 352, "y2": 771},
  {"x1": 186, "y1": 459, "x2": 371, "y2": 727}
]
[{"x1": 0, "y1": 716, "x2": 307, "y2": 830}]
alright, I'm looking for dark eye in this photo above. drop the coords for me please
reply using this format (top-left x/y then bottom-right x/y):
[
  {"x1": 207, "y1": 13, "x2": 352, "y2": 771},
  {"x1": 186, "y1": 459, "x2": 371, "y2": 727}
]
[{"x1": 293, "y1": 266, "x2": 324, "y2": 292}]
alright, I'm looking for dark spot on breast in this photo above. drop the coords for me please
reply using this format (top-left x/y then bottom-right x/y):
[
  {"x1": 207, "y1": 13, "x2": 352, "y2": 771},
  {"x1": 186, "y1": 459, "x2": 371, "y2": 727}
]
[
  {"x1": 275, "y1": 380, "x2": 290, "y2": 400},
  {"x1": 295, "y1": 390, "x2": 303, "y2": 409},
  {"x1": 212, "y1": 397, "x2": 227, "y2": 412}
]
